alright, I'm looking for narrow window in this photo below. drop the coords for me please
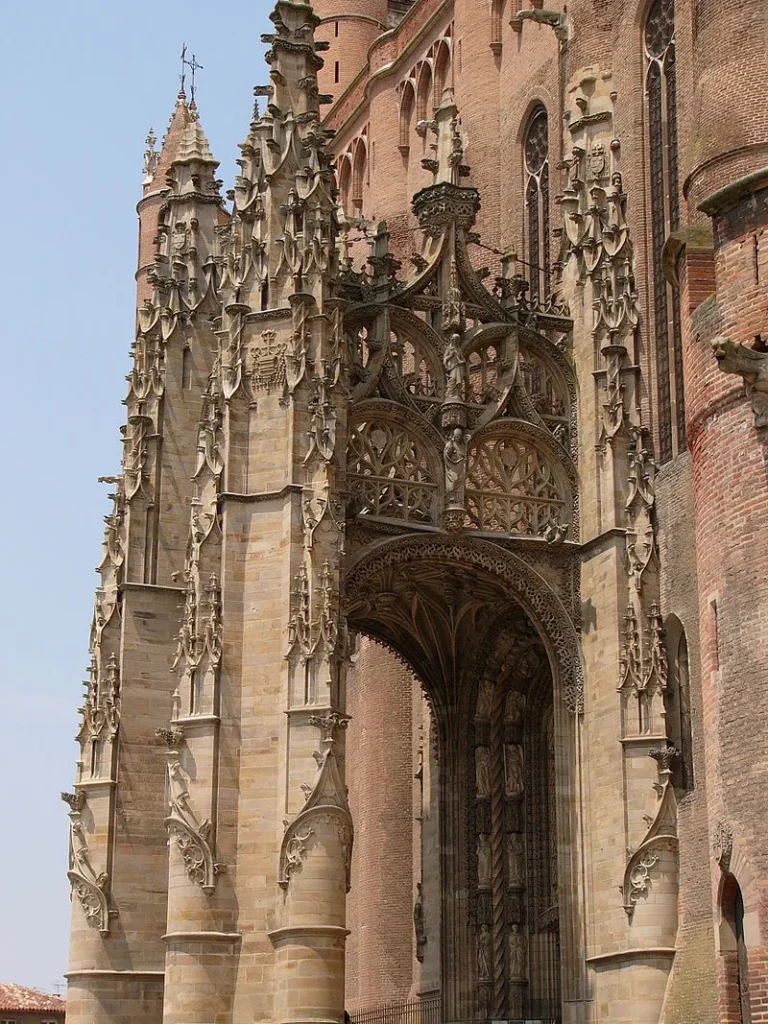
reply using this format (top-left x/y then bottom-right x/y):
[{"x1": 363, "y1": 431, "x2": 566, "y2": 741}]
[
  {"x1": 182, "y1": 346, "x2": 192, "y2": 390},
  {"x1": 645, "y1": 0, "x2": 685, "y2": 462},
  {"x1": 524, "y1": 106, "x2": 550, "y2": 301},
  {"x1": 335, "y1": 20, "x2": 339, "y2": 37},
  {"x1": 334, "y1": 61, "x2": 340, "y2": 84},
  {"x1": 675, "y1": 630, "x2": 694, "y2": 791}
]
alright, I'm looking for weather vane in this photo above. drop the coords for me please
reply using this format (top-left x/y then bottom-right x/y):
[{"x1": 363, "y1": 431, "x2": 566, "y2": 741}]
[{"x1": 180, "y1": 43, "x2": 204, "y2": 102}]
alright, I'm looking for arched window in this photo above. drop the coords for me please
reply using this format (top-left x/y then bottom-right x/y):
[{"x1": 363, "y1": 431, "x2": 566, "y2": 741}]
[
  {"x1": 399, "y1": 81, "x2": 415, "y2": 154},
  {"x1": 645, "y1": 0, "x2": 685, "y2": 463},
  {"x1": 524, "y1": 107, "x2": 550, "y2": 301},
  {"x1": 351, "y1": 138, "x2": 367, "y2": 215},
  {"x1": 416, "y1": 62, "x2": 433, "y2": 124},
  {"x1": 433, "y1": 40, "x2": 451, "y2": 103}
]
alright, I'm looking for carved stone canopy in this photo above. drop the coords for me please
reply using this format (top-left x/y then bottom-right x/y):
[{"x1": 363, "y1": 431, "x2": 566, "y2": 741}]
[{"x1": 345, "y1": 535, "x2": 584, "y2": 717}]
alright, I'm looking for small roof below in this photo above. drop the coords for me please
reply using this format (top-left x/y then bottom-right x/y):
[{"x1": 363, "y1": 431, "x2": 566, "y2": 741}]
[{"x1": 0, "y1": 983, "x2": 66, "y2": 1013}]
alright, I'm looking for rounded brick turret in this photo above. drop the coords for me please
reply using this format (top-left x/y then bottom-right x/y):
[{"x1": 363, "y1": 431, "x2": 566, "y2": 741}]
[
  {"x1": 311, "y1": 0, "x2": 389, "y2": 106},
  {"x1": 685, "y1": 0, "x2": 768, "y2": 211}
]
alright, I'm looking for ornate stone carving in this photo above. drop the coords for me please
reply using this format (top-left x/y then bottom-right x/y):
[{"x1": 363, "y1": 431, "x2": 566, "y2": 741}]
[
  {"x1": 712, "y1": 336, "x2": 768, "y2": 428},
  {"x1": 62, "y1": 792, "x2": 115, "y2": 936},
  {"x1": 713, "y1": 820, "x2": 734, "y2": 874},
  {"x1": 622, "y1": 746, "x2": 678, "y2": 916},
  {"x1": 158, "y1": 727, "x2": 223, "y2": 894},
  {"x1": 279, "y1": 712, "x2": 353, "y2": 891},
  {"x1": 507, "y1": 923, "x2": 528, "y2": 979}
]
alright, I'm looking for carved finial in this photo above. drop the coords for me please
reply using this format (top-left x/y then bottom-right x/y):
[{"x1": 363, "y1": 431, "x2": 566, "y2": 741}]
[
  {"x1": 649, "y1": 743, "x2": 678, "y2": 776},
  {"x1": 156, "y1": 725, "x2": 185, "y2": 751},
  {"x1": 308, "y1": 711, "x2": 350, "y2": 747}
]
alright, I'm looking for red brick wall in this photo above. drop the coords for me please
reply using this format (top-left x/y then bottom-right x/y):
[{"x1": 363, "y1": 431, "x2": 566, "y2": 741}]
[{"x1": 682, "y1": 190, "x2": 768, "y2": 1022}]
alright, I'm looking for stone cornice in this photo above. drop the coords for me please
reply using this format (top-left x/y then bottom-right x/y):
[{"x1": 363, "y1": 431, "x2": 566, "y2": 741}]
[{"x1": 698, "y1": 164, "x2": 768, "y2": 216}]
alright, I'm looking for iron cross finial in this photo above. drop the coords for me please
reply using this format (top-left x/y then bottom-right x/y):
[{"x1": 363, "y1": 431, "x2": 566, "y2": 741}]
[{"x1": 180, "y1": 45, "x2": 204, "y2": 103}]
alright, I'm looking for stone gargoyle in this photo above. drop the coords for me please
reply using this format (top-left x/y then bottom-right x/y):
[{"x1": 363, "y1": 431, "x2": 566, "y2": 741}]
[{"x1": 711, "y1": 335, "x2": 768, "y2": 428}]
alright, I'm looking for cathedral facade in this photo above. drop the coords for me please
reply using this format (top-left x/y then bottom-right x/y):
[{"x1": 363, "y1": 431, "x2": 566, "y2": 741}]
[{"x1": 62, "y1": 2, "x2": 768, "y2": 1023}]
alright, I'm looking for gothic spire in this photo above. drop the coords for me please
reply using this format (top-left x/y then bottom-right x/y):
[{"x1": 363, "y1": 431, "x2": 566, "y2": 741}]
[
  {"x1": 222, "y1": 0, "x2": 338, "y2": 311},
  {"x1": 145, "y1": 89, "x2": 192, "y2": 193}
]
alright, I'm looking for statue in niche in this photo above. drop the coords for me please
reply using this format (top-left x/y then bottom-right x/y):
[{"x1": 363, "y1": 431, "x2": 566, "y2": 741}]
[
  {"x1": 444, "y1": 428, "x2": 469, "y2": 509},
  {"x1": 507, "y1": 833, "x2": 524, "y2": 886},
  {"x1": 508, "y1": 923, "x2": 527, "y2": 980},
  {"x1": 476, "y1": 676, "x2": 493, "y2": 719},
  {"x1": 414, "y1": 882, "x2": 427, "y2": 962},
  {"x1": 477, "y1": 924, "x2": 492, "y2": 981},
  {"x1": 505, "y1": 744, "x2": 524, "y2": 797},
  {"x1": 443, "y1": 332, "x2": 467, "y2": 400},
  {"x1": 505, "y1": 689, "x2": 526, "y2": 723},
  {"x1": 477, "y1": 834, "x2": 492, "y2": 887},
  {"x1": 476, "y1": 746, "x2": 491, "y2": 797}
]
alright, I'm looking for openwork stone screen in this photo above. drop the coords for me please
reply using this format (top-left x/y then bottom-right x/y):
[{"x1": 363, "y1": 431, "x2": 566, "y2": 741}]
[
  {"x1": 466, "y1": 436, "x2": 567, "y2": 535},
  {"x1": 348, "y1": 420, "x2": 439, "y2": 524}
]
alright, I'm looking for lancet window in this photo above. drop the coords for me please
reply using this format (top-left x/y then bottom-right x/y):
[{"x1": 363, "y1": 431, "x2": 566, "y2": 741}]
[
  {"x1": 524, "y1": 107, "x2": 551, "y2": 301},
  {"x1": 666, "y1": 618, "x2": 694, "y2": 794},
  {"x1": 347, "y1": 419, "x2": 439, "y2": 524},
  {"x1": 645, "y1": 0, "x2": 685, "y2": 462}
]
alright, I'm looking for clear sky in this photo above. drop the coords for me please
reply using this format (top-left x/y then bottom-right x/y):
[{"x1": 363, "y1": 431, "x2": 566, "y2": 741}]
[{"x1": 0, "y1": 0, "x2": 270, "y2": 994}]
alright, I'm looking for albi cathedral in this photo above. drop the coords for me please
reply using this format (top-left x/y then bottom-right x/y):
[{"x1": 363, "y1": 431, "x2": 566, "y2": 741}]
[{"x1": 61, "y1": 1, "x2": 768, "y2": 1022}]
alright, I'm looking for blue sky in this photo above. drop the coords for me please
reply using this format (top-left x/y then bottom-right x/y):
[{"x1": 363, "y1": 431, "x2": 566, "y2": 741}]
[{"x1": 0, "y1": 0, "x2": 270, "y2": 994}]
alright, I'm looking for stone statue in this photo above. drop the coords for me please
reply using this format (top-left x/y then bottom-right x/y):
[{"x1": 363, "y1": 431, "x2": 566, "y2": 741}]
[
  {"x1": 477, "y1": 923, "x2": 492, "y2": 981},
  {"x1": 476, "y1": 746, "x2": 491, "y2": 797},
  {"x1": 508, "y1": 923, "x2": 527, "y2": 979},
  {"x1": 443, "y1": 333, "x2": 467, "y2": 400},
  {"x1": 505, "y1": 689, "x2": 526, "y2": 723},
  {"x1": 476, "y1": 676, "x2": 493, "y2": 718},
  {"x1": 477, "y1": 834, "x2": 492, "y2": 887},
  {"x1": 507, "y1": 833, "x2": 524, "y2": 886},
  {"x1": 505, "y1": 744, "x2": 524, "y2": 797},
  {"x1": 444, "y1": 427, "x2": 469, "y2": 509}
]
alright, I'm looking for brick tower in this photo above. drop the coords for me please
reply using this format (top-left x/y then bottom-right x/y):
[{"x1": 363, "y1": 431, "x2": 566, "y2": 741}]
[{"x1": 64, "y1": 2, "x2": 768, "y2": 1023}]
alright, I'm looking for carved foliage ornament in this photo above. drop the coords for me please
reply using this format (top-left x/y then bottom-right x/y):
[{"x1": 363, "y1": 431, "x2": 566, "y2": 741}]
[
  {"x1": 157, "y1": 728, "x2": 223, "y2": 894},
  {"x1": 62, "y1": 792, "x2": 115, "y2": 936},
  {"x1": 279, "y1": 712, "x2": 353, "y2": 890},
  {"x1": 622, "y1": 747, "x2": 678, "y2": 917}
]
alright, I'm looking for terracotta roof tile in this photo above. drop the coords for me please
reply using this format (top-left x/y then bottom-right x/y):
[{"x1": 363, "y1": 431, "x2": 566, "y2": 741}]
[{"x1": 0, "y1": 983, "x2": 66, "y2": 1013}]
